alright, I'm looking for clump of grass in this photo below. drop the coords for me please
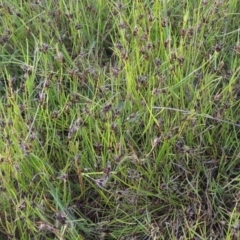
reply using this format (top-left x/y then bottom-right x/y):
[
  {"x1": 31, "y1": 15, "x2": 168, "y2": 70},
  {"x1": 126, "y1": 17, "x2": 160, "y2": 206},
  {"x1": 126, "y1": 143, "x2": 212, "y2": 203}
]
[{"x1": 0, "y1": 0, "x2": 240, "y2": 239}]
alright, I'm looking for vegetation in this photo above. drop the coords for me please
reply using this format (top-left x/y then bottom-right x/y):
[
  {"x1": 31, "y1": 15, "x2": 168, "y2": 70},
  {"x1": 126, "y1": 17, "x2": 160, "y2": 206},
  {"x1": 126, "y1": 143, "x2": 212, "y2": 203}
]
[{"x1": 0, "y1": 0, "x2": 240, "y2": 239}]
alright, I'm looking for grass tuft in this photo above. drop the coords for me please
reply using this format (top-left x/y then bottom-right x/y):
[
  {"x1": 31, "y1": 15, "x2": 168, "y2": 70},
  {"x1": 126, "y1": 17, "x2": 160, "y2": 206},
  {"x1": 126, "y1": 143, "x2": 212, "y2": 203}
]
[{"x1": 1, "y1": 0, "x2": 240, "y2": 239}]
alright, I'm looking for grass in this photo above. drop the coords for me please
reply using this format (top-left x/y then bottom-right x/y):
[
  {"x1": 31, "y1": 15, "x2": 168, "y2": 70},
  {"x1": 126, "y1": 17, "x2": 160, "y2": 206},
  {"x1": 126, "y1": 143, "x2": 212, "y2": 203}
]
[{"x1": 0, "y1": 0, "x2": 240, "y2": 239}]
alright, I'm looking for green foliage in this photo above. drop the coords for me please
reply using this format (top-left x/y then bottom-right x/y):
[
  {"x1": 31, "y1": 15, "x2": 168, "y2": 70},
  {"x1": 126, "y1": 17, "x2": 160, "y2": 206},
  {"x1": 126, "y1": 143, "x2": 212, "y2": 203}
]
[{"x1": 0, "y1": 0, "x2": 240, "y2": 239}]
